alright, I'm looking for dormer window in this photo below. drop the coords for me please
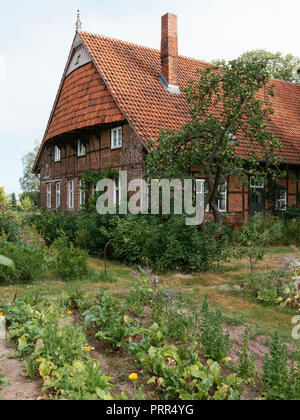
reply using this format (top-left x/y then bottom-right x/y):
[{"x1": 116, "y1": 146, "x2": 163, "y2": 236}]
[
  {"x1": 77, "y1": 140, "x2": 86, "y2": 156},
  {"x1": 111, "y1": 127, "x2": 122, "y2": 149},
  {"x1": 54, "y1": 146, "x2": 61, "y2": 162}
]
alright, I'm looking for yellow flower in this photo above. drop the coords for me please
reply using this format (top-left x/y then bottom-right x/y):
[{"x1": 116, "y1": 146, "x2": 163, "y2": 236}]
[
  {"x1": 0, "y1": 312, "x2": 3, "y2": 317},
  {"x1": 26, "y1": 286, "x2": 30, "y2": 289},
  {"x1": 67, "y1": 311, "x2": 73, "y2": 315},
  {"x1": 129, "y1": 373, "x2": 138, "y2": 381}
]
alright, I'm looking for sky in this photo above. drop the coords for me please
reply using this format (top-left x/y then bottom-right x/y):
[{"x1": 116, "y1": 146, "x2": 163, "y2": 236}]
[{"x1": 1, "y1": 0, "x2": 300, "y2": 196}]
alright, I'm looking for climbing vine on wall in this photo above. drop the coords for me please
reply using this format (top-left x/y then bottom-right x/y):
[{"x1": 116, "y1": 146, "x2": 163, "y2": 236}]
[{"x1": 81, "y1": 168, "x2": 119, "y2": 211}]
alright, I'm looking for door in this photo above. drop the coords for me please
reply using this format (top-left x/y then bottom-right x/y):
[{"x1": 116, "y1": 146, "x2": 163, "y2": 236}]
[{"x1": 250, "y1": 190, "x2": 264, "y2": 217}]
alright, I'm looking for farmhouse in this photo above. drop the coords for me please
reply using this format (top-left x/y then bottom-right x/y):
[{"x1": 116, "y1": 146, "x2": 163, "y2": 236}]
[{"x1": 33, "y1": 12, "x2": 300, "y2": 225}]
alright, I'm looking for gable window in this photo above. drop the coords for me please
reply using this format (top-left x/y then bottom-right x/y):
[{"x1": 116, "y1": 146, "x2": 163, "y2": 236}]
[
  {"x1": 54, "y1": 146, "x2": 61, "y2": 162},
  {"x1": 275, "y1": 189, "x2": 287, "y2": 211},
  {"x1": 56, "y1": 182, "x2": 61, "y2": 208},
  {"x1": 77, "y1": 140, "x2": 86, "y2": 157},
  {"x1": 47, "y1": 184, "x2": 51, "y2": 209},
  {"x1": 80, "y1": 180, "x2": 85, "y2": 206},
  {"x1": 111, "y1": 127, "x2": 122, "y2": 149},
  {"x1": 68, "y1": 180, "x2": 74, "y2": 209},
  {"x1": 218, "y1": 181, "x2": 227, "y2": 213}
]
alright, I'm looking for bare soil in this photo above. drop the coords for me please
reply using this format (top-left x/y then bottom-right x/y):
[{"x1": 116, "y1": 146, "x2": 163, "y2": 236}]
[{"x1": 0, "y1": 339, "x2": 41, "y2": 401}]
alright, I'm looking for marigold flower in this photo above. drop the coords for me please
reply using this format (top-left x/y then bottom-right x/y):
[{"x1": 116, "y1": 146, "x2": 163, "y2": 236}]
[
  {"x1": 67, "y1": 311, "x2": 73, "y2": 315},
  {"x1": 0, "y1": 312, "x2": 3, "y2": 317},
  {"x1": 85, "y1": 347, "x2": 92, "y2": 353},
  {"x1": 129, "y1": 373, "x2": 138, "y2": 381}
]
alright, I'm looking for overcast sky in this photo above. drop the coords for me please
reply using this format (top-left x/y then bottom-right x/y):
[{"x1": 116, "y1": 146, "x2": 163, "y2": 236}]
[{"x1": 1, "y1": 0, "x2": 300, "y2": 196}]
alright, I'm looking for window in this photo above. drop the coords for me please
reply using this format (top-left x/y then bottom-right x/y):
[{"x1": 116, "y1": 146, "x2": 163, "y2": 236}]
[
  {"x1": 111, "y1": 127, "x2": 122, "y2": 149},
  {"x1": 77, "y1": 140, "x2": 86, "y2": 157},
  {"x1": 47, "y1": 184, "x2": 51, "y2": 209},
  {"x1": 56, "y1": 182, "x2": 61, "y2": 208},
  {"x1": 54, "y1": 146, "x2": 61, "y2": 162},
  {"x1": 276, "y1": 189, "x2": 287, "y2": 211},
  {"x1": 250, "y1": 178, "x2": 264, "y2": 189},
  {"x1": 218, "y1": 181, "x2": 227, "y2": 212},
  {"x1": 80, "y1": 180, "x2": 85, "y2": 206},
  {"x1": 92, "y1": 184, "x2": 96, "y2": 198},
  {"x1": 114, "y1": 178, "x2": 121, "y2": 205},
  {"x1": 68, "y1": 180, "x2": 74, "y2": 209}
]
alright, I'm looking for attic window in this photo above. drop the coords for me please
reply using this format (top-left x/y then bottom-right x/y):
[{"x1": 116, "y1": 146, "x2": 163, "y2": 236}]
[
  {"x1": 54, "y1": 146, "x2": 61, "y2": 162},
  {"x1": 77, "y1": 140, "x2": 86, "y2": 157},
  {"x1": 111, "y1": 127, "x2": 122, "y2": 149}
]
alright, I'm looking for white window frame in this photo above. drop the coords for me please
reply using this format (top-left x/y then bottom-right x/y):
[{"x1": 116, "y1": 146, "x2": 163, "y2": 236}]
[
  {"x1": 80, "y1": 180, "x2": 85, "y2": 206},
  {"x1": 54, "y1": 146, "x2": 61, "y2": 162},
  {"x1": 77, "y1": 139, "x2": 86, "y2": 157},
  {"x1": 218, "y1": 181, "x2": 227, "y2": 213},
  {"x1": 250, "y1": 178, "x2": 264, "y2": 189},
  {"x1": 111, "y1": 127, "x2": 123, "y2": 149},
  {"x1": 114, "y1": 178, "x2": 121, "y2": 205},
  {"x1": 47, "y1": 184, "x2": 51, "y2": 209},
  {"x1": 68, "y1": 180, "x2": 74, "y2": 209},
  {"x1": 56, "y1": 182, "x2": 61, "y2": 209},
  {"x1": 275, "y1": 189, "x2": 287, "y2": 211}
]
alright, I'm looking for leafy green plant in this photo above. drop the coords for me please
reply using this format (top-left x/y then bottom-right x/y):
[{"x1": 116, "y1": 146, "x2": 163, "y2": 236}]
[
  {"x1": 50, "y1": 233, "x2": 89, "y2": 281},
  {"x1": 262, "y1": 331, "x2": 289, "y2": 399},
  {"x1": 238, "y1": 329, "x2": 256, "y2": 380},
  {"x1": 141, "y1": 343, "x2": 243, "y2": 400},
  {"x1": 200, "y1": 298, "x2": 231, "y2": 362},
  {"x1": 235, "y1": 214, "x2": 282, "y2": 289}
]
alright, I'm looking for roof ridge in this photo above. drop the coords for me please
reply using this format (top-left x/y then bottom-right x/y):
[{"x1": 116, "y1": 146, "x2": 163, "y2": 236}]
[{"x1": 79, "y1": 31, "x2": 300, "y2": 88}]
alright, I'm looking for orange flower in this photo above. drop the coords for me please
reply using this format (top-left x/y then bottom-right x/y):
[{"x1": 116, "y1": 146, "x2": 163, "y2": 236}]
[
  {"x1": 129, "y1": 373, "x2": 138, "y2": 381},
  {"x1": 85, "y1": 347, "x2": 92, "y2": 353},
  {"x1": 0, "y1": 312, "x2": 3, "y2": 317},
  {"x1": 67, "y1": 311, "x2": 73, "y2": 315}
]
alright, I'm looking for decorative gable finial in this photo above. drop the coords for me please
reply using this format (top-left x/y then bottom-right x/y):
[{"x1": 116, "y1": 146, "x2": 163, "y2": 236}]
[{"x1": 75, "y1": 10, "x2": 82, "y2": 32}]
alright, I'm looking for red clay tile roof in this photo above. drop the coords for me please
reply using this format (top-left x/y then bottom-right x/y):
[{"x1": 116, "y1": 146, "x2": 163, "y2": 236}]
[
  {"x1": 41, "y1": 31, "x2": 300, "y2": 166},
  {"x1": 45, "y1": 62, "x2": 124, "y2": 141},
  {"x1": 79, "y1": 31, "x2": 300, "y2": 165}
]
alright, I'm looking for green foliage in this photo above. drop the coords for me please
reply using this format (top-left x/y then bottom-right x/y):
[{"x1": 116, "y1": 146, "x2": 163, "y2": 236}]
[
  {"x1": 141, "y1": 343, "x2": 243, "y2": 400},
  {"x1": 83, "y1": 291, "x2": 139, "y2": 351},
  {"x1": 0, "y1": 360, "x2": 10, "y2": 391},
  {"x1": 0, "y1": 186, "x2": 8, "y2": 208},
  {"x1": 0, "y1": 239, "x2": 47, "y2": 284},
  {"x1": 237, "y1": 49, "x2": 300, "y2": 83},
  {"x1": 147, "y1": 56, "x2": 283, "y2": 225},
  {"x1": 234, "y1": 214, "x2": 283, "y2": 288},
  {"x1": 262, "y1": 331, "x2": 289, "y2": 399},
  {"x1": 19, "y1": 145, "x2": 40, "y2": 194},
  {"x1": 50, "y1": 234, "x2": 89, "y2": 282},
  {"x1": 0, "y1": 213, "x2": 21, "y2": 242},
  {"x1": 103, "y1": 215, "x2": 230, "y2": 273},
  {"x1": 200, "y1": 298, "x2": 231, "y2": 362},
  {"x1": 32, "y1": 210, "x2": 78, "y2": 246},
  {"x1": 238, "y1": 329, "x2": 256, "y2": 380}
]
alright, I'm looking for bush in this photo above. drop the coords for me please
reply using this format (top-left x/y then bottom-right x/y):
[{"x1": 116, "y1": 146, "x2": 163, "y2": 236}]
[
  {"x1": 0, "y1": 239, "x2": 48, "y2": 284},
  {"x1": 105, "y1": 215, "x2": 231, "y2": 273},
  {"x1": 33, "y1": 210, "x2": 79, "y2": 246},
  {"x1": 50, "y1": 234, "x2": 89, "y2": 282},
  {"x1": 0, "y1": 213, "x2": 21, "y2": 242}
]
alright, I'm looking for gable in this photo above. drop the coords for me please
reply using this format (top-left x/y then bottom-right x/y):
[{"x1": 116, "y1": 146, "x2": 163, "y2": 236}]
[{"x1": 45, "y1": 61, "x2": 124, "y2": 142}]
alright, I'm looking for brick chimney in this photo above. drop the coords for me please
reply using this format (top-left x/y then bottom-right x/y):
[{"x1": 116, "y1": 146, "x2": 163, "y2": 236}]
[{"x1": 160, "y1": 13, "x2": 180, "y2": 94}]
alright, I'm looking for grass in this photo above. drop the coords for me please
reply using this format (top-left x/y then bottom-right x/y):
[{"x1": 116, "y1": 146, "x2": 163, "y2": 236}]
[{"x1": 0, "y1": 246, "x2": 299, "y2": 346}]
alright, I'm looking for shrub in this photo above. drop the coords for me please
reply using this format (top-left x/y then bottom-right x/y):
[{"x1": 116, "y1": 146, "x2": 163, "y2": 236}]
[
  {"x1": 50, "y1": 234, "x2": 89, "y2": 281},
  {"x1": 200, "y1": 298, "x2": 231, "y2": 362},
  {"x1": 33, "y1": 210, "x2": 78, "y2": 246},
  {"x1": 238, "y1": 329, "x2": 256, "y2": 380},
  {"x1": 0, "y1": 213, "x2": 21, "y2": 242},
  {"x1": 0, "y1": 239, "x2": 48, "y2": 284}
]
